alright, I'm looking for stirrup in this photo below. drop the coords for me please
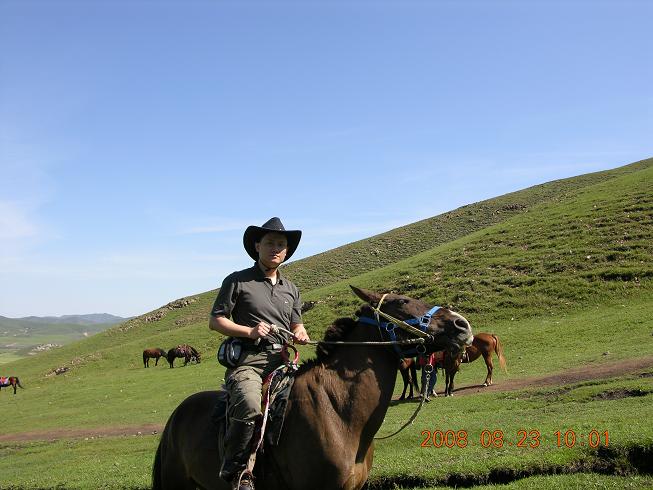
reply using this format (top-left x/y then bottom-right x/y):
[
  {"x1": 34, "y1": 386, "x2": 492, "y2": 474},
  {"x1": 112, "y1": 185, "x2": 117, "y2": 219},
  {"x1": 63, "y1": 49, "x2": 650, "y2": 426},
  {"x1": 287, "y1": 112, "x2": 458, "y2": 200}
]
[{"x1": 233, "y1": 470, "x2": 254, "y2": 490}]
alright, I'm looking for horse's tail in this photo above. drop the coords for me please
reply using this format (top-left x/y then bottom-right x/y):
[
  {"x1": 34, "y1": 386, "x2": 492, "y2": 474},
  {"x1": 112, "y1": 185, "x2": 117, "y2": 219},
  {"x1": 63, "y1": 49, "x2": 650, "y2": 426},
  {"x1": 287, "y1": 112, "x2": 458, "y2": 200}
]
[
  {"x1": 152, "y1": 436, "x2": 163, "y2": 490},
  {"x1": 493, "y1": 335, "x2": 508, "y2": 373}
]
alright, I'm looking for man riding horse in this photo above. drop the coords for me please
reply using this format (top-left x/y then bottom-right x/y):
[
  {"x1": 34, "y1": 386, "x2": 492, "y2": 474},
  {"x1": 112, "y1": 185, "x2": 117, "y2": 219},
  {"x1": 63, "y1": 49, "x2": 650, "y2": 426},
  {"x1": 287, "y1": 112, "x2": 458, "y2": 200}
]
[{"x1": 209, "y1": 217, "x2": 310, "y2": 490}]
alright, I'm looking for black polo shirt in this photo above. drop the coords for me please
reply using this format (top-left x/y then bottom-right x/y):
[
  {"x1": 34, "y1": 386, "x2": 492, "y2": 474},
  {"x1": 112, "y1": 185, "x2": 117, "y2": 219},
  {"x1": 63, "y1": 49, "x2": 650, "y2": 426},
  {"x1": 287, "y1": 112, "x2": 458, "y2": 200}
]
[{"x1": 211, "y1": 263, "x2": 303, "y2": 346}]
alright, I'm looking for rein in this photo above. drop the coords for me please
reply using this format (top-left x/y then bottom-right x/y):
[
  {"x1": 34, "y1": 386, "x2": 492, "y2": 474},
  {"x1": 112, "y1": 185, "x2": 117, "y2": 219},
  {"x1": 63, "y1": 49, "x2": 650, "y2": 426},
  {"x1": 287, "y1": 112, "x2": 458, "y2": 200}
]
[
  {"x1": 265, "y1": 296, "x2": 441, "y2": 441},
  {"x1": 267, "y1": 294, "x2": 439, "y2": 350},
  {"x1": 266, "y1": 324, "x2": 428, "y2": 347},
  {"x1": 374, "y1": 363, "x2": 433, "y2": 440}
]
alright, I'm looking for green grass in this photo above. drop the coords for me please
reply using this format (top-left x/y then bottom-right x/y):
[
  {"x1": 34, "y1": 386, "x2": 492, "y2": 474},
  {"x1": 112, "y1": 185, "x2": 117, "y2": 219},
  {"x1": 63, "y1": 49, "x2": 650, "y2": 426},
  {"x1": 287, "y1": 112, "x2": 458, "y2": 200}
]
[
  {"x1": 1, "y1": 372, "x2": 651, "y2": 489},
  {"x1": 403, "y1": 474, "x2": 653, "y2": 490},
  {"x1": 0, "y1": 436, "x2": 155, "y2": 490},
  {"x1": 0, "y1": 351, "x2": 24, "y2": 365},
  {"x1": 368, "y1": 374, "x2": 653, "y2": 486},
  {"x1": 1, "y1": 158, "x2": 652, "y2": 488}
]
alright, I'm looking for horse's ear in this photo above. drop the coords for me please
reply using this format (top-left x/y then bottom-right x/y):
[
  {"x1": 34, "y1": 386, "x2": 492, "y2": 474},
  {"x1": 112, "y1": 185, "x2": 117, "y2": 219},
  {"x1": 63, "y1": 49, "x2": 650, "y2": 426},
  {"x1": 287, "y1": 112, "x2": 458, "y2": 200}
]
[{"x1": 349, "y1": 285, "x2": 382, "y2": 305}]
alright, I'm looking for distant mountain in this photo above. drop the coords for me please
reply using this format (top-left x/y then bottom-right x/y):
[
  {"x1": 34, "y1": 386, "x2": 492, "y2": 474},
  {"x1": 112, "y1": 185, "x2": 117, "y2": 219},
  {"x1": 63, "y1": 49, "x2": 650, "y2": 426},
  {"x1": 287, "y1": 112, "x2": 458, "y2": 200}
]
[
  {"x1": 2, "y1": 313, "x2": 127, "y2": 326},
  {"x1": 0, "y1": 314, "x2": 127, "y2": 336}
]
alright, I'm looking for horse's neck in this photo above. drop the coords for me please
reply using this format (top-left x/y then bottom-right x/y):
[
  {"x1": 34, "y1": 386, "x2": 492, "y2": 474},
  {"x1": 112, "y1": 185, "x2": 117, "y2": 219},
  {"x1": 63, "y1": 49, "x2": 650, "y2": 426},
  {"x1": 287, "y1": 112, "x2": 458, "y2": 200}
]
[{"x1": 311, "y1": 324, "x2": 398, "y2": 430}]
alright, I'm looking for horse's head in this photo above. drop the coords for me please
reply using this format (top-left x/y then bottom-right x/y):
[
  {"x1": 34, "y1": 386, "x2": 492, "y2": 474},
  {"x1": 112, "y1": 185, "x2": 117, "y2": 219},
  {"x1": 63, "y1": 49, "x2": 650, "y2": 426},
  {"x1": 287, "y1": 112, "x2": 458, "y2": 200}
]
[{"x1": 350, "y1": 286, "x2": 473, "y2": 356}]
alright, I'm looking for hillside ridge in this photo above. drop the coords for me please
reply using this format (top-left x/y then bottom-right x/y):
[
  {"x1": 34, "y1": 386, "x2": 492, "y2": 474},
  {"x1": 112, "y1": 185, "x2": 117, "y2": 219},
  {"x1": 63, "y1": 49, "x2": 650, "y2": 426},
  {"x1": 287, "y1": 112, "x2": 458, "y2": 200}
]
[{"x1": 281, "y1": 157, "x2": 652, "y2": 291}]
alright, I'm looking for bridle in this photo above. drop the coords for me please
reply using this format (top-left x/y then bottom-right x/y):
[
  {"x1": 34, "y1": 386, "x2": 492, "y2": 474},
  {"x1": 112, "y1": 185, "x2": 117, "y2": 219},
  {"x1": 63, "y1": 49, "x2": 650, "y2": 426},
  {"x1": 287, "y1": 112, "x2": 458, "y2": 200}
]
[{"x1": 357, "y1": 293, "x2": 441, "y2": 357}]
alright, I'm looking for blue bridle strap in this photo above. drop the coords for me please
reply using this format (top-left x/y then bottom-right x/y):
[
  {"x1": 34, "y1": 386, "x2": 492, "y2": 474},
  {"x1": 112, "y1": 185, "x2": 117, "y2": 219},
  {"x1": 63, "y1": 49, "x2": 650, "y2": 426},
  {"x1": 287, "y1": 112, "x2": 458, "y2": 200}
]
[
  {"x1": 404, "y1": 305, "x2": 441, "y2": 331},
  {"x1": 357, "y1": 305, "x2": 441, "y2": 357}
]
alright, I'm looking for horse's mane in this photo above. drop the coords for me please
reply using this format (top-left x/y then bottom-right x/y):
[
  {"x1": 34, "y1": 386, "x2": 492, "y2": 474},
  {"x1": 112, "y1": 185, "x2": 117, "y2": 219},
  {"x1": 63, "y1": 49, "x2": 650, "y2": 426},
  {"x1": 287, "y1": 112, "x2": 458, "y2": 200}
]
[{"x1": 298, "y1": 317, "x2": 358, "y2": 372}]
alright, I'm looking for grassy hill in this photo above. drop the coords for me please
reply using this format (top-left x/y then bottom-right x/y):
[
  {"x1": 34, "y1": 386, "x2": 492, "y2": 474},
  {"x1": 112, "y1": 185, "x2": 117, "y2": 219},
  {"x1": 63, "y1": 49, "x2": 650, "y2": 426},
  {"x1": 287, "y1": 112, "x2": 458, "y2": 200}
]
[
  {"x1": 1, "y1": 157, "x2": 652, "y2": 489},
  {"x1": 282, "y1": 157, "x2": 652, "y2": 291}
]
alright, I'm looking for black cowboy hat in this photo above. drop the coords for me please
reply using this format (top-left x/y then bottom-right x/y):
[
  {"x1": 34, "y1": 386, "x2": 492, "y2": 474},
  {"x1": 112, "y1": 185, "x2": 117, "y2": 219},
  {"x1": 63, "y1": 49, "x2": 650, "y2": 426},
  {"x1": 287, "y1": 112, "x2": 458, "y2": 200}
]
[{"x1": 243, "y1": 217, "x2": 302, "y2": 262}]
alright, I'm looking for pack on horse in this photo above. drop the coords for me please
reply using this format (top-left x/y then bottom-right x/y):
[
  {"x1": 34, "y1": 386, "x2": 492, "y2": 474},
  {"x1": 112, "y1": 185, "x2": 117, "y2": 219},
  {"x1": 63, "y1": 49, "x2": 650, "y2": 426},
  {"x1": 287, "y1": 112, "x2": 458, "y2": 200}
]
[
  {"x1": 167, "y1": 344, "x2": 201, "y2": 368},
  {"x1": 0, "y1": 376, "x2": 24, "y2": 395},
  {"x1": 443, "y1": 332, "x2": 507, "y2": 396},
  {"x1": 143, "y1": 348, "x2": 168, "y2": 368},
  {"x1": 152, "y1": 286, "x2": 473, "y2": 490}
]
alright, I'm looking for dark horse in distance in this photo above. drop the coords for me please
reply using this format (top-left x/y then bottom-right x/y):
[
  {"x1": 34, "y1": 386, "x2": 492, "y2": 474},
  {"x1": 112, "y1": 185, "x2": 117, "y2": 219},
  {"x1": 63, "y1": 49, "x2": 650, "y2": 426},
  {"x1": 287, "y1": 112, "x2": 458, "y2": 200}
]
[
  {"x1": 152, "y1": 286, "x2": 473, "y2": 490},
  {"x1": 443, "y1": 332, "x2": 507, "y2": 396},
  {"x1": 143, "y1": 348, "x2": 168, "y2": 368},
  {"x1": 166, "y1": 344, "x2": 201, "y2": 368},
  {"x1": 0, "y1": 376, "x2": 24, "y2": 395}
]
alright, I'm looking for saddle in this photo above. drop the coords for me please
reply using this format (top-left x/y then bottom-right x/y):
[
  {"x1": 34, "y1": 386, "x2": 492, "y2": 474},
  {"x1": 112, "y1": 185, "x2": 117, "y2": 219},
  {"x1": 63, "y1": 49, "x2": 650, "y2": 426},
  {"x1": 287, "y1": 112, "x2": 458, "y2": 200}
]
[{"x1": 212, "y1": 365, "x2": 296, "y2": 454}]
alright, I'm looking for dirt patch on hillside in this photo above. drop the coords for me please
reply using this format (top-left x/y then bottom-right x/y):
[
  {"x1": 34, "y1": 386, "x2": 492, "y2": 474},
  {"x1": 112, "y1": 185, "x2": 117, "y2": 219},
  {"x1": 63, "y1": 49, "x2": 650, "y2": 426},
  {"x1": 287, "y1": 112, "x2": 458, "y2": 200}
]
[
  {"x1": 448, "y1": 355, "x2": 653, "y2": 397},
  {"x1": 591, "y1": 388, "x2": 652, "y2": 400},
  {"x1": 2, "y1": 356, "x2": 653, "y2": 444}
]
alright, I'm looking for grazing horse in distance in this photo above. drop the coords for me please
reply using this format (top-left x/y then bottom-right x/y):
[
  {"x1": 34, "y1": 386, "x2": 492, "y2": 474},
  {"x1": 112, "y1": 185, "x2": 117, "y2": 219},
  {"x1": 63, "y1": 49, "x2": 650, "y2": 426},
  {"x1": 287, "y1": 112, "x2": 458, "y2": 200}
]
[
  {"x1": 398, "y1": 357, "x2": 419, "y2": 400},
  {"x1": 187, "y1": 345, "x2": 201, "y2": 364},
  {"x1": 152, "y1": 286, "x2": 473, "y2": 490},
  {"x1": 443, "y1": 332, "x2": 507, "y2": 396},
  {"x1": 166, "y1": 344, "x2": 200, "y2": 368},
  {"x1": 143, "y1": 348, "x2": 168, "y2": 368},
  {"x1": 0, "y1": 376, "x2": 24, "y2": 395}
]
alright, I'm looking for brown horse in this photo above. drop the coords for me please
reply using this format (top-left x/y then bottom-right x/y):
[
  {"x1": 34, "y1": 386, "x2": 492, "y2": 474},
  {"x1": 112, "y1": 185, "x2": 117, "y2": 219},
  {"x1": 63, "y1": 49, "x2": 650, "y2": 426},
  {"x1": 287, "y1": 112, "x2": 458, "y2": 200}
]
[
  {"x1": 398, "y1": 357, "x2": 419, "y2": 400},
  {"x1": 152, "y1": 286, "x2": 473, "y2": 490},
  {"x1": 143, "y1": 348, "x2": 168, "y2": 368},
  {"x1": 0, "y1": 376, "x2": 24, "y2": 395},
  {"x1": 443, "y1": 332, "x2": 507, "y2": 396},
  {"x1": 166, "y1": 344, "x2": 200, "y2": 368}
]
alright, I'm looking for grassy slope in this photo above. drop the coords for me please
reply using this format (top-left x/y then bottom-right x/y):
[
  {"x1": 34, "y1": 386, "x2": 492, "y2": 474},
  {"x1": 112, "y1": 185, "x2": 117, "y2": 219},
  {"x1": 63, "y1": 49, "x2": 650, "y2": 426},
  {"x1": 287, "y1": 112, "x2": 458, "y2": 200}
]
[
  {"x1": 299, "y1": 163, "x2": 653, "y2": 333},
  {"x1": 1, "y1": 159, "x2": 652, "y2": 488},
  {"x1": 282, "y1": 157, "x2": 652, "y2": 291}
]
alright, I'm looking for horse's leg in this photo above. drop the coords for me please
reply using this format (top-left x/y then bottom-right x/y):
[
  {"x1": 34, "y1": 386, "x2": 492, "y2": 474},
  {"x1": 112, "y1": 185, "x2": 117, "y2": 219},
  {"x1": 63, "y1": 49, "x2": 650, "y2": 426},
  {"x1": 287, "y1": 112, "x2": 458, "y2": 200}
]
[
  {"x1": 410, "y1": 363, "x2": 419, "y2": 398},
  {"x1": 343, "y1": 443, "x2": 374, "y2": 490},
  {"x1": 445, "y1": 367, "x2": 457, "y2": 396},
  {"x1": 399, "y1": 367, "x2": 408, "y2": 400},
  {"x1": 155, "y1": 357, "x2": 159, "y2": 366},
  {"x1": 12, "y1": 381, "x2": 17, "y2": 395},
  {"x1": 483, "y1": 353, "x2": 494, "y2": 386}
]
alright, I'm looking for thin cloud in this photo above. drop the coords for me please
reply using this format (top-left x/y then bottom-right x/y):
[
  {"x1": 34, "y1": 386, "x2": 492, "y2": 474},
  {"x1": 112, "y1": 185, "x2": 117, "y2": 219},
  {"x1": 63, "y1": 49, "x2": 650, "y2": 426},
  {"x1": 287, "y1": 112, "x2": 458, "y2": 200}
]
[
  {"x1": 179, "y1": 220, "x2": 252, "y2": 235},
  {"x1": 0, "y1": 201, "x2": 38, "y2": 239}
]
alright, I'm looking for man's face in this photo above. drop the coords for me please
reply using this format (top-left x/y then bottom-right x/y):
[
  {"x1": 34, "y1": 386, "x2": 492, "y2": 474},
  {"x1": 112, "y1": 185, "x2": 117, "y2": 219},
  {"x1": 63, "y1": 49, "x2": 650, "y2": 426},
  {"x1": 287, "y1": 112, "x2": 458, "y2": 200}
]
[{"x1": 255, "y1": 232, "x2": 288, "y2": 269}]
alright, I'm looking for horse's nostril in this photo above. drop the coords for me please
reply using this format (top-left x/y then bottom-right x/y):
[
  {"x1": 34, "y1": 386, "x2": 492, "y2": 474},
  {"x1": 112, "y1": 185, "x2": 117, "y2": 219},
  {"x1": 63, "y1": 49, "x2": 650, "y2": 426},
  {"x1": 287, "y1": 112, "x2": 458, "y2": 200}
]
[{"x1": 454, "y1": 318, "x2": 469, "y2": 332}]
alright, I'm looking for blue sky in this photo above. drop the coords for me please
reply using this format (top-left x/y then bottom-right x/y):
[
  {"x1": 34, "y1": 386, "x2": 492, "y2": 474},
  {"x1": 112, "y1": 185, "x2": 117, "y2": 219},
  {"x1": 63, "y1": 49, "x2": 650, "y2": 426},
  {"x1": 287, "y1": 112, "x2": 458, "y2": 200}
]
[{"x1": 1, "y1": 1, "x2": 651, "y2": 318}]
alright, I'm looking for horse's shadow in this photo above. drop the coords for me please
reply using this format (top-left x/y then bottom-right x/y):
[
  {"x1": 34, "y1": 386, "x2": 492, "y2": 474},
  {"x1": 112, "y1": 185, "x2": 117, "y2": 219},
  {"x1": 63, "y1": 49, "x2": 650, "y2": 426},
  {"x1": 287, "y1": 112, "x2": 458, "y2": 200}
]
[
  {"x1": 389, "y1": 398, "x2": 421, "y2": 406},
  {"x1": 390, "y1": 383, "x2": 489, "y2": 403},
  {"x1": 429, "y1": 384, "x2": 489, "y2": 397}
]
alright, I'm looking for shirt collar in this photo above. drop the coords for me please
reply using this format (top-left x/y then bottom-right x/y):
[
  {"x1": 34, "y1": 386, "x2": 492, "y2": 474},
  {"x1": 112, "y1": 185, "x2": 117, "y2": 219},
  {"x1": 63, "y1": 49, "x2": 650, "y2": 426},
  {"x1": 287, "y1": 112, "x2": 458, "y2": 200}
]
[{"x1": 251, "y1": 262, "x2": 284, "y2": 284}]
